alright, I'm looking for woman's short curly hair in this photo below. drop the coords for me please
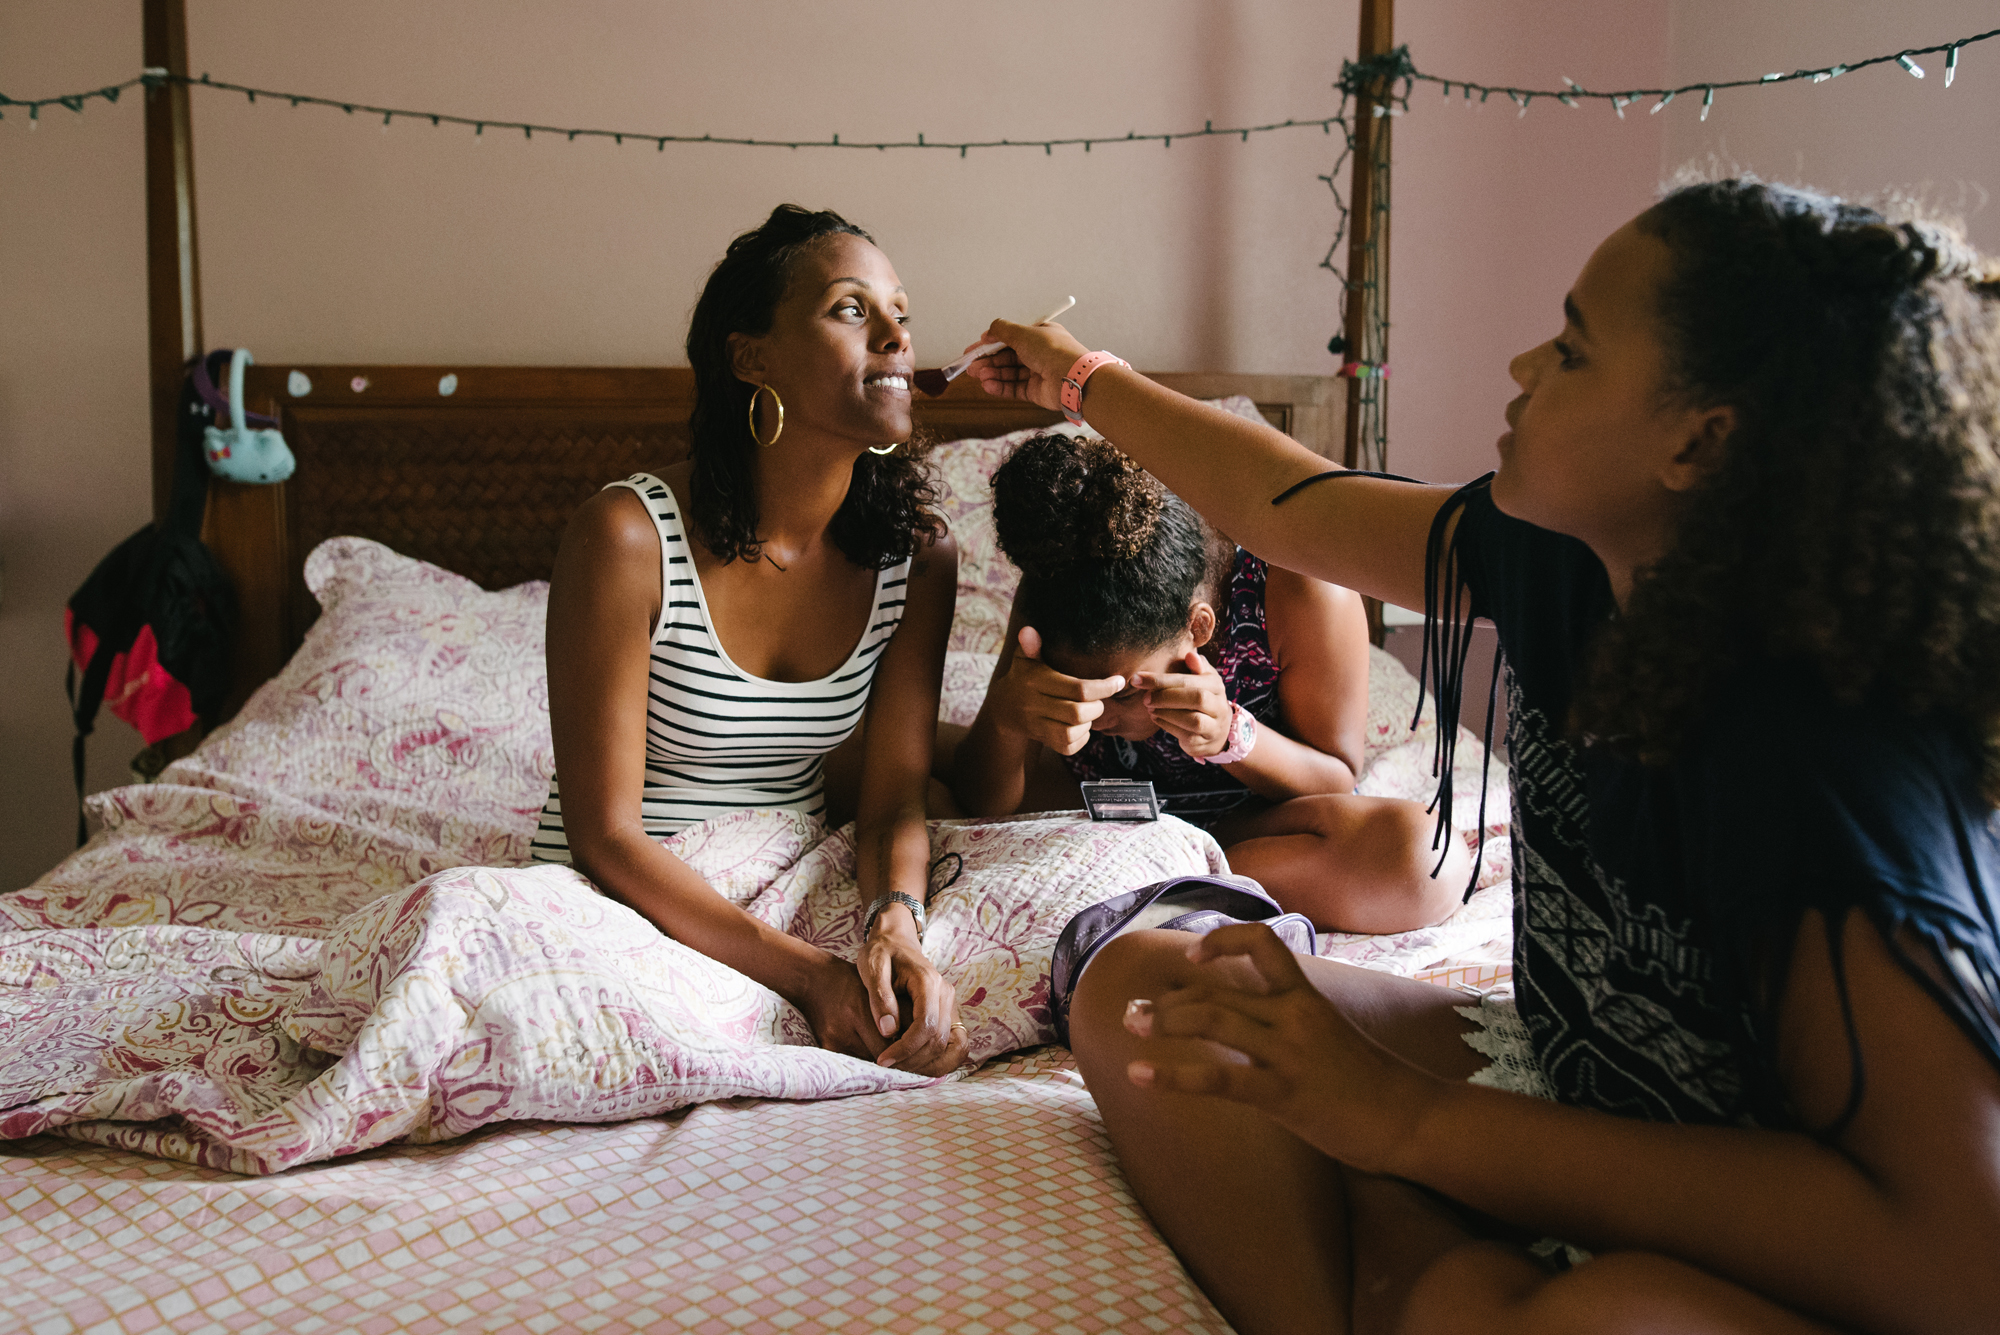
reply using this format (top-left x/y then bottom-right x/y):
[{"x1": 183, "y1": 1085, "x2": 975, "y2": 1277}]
[
  {"x1": 1574, "y1": 179, "x2": 2000, "y2": 801},
  {"x1": 992, "y1": 433, "x2": 1224, "y2": 657},
  {"x1": 684, "y1": 204, "x2": 943, "y2": 570}
]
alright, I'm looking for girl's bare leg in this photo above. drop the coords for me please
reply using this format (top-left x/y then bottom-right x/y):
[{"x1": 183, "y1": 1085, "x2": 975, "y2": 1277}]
[
  {"x1": 1212, "y1": 795, "x2": 1468, "y2": 934},
  {"x1": 1074, "y1": 931, "x2": 1843, "y2": 1335},
  {"x1": 1069, "y1": 930, "x2": 1487, "y2": 1334},
  {"x1": 1405, "y1": 1247, "x2": 1839, "y2": 1334}
]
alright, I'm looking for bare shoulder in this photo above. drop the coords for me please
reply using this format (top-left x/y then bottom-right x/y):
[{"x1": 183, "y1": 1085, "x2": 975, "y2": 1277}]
[
  {"x1": 564, "y1": 485, "x2": 661, "y2": 566},
  {"x1": 551, "y1": 485, "x2": 664, "y2": 622},
  {"x1": 1263, "y1": 563, "x2": 1356, "y2": 615},
  {"x1": 1781, "y1": 909, "x2": 2000, "y2": 1324},
  {"x1": 1782, "y1": 908, "x2": 2000, "y2": 1128},
  {"x1": 1262, "y1": 563, "x2": 1365, "y2": 655},
  {"x1": 908, "y1": 525, "x2": 959, "y2": 585}
]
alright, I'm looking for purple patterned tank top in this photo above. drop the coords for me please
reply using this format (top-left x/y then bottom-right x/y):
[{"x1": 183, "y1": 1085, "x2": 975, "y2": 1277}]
[{"x1": 1062, "y1": 549, "x2": 1282, "y2": 827}]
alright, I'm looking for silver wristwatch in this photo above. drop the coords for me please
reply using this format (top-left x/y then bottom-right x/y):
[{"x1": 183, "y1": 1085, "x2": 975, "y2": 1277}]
[{"x1": 863, "y1": 890, "x2": 927, "y2": 940}]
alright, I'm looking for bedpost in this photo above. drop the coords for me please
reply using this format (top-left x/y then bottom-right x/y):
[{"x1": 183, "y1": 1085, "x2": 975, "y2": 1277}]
[
  {"x1": 1344, "y1": 0, "x2": 1394, "y2": 644},
  {"x1": 144, "y1": 0, "x2": 204, "y2": 524},
  {"x1": 1342, "y1": 0, "x2": 1393, "y2": 476}
]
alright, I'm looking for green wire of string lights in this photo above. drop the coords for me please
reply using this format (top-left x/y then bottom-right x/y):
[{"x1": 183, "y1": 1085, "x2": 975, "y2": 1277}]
[
  {"x1": 2, "y1": 25, "x2": 1991, "y2": 140},
  {"x1": 1314, "y1": 60, "x2": 1405, "y2": 473},
  {"x1": 1402, "y1": 25, "x2": 1998, "y2": 118},
  {"x1": 0, "y1": 70, "x2": 1345, "y2": 152}
]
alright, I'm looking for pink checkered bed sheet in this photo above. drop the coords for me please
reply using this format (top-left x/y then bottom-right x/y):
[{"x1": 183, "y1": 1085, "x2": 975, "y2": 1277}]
[{"x1": 3, "y1": 1047, "x2": 1231, "y2": 1335}]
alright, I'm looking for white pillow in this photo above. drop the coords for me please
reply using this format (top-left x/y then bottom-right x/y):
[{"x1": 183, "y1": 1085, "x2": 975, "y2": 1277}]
[{"x1": 168, "y1": 537, "x2": 554, "y2": 860}]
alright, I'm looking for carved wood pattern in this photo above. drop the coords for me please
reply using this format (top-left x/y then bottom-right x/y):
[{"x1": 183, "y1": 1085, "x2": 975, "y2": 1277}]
[{"x1": 205, "y1": 365, "x2": 1339, "y2": 717}]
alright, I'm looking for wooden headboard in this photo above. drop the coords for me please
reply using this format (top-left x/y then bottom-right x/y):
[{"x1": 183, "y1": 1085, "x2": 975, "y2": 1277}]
[{"x1": 205, "y1": 365, "x2": 1342, "y2": 717}]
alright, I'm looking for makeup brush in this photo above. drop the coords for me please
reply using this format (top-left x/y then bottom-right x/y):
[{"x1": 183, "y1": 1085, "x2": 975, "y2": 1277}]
[{"x1": 911, "y1": 296, "x2": 1076, "y2": 398}]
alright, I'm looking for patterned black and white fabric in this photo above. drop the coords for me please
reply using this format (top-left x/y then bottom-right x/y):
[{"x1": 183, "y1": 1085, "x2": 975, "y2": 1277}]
[
  {"x1": 532, "y1": 473, "x2": 909, "y2": 861},
  {"x1": 1435, "y1": 476, "x2": 2000, "y2": 1129}
]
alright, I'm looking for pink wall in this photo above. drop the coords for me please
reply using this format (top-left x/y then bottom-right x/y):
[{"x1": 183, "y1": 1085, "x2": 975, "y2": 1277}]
[
  {"x1": 1663, "y1": 0, "x2": 2000, "y2": 250},
  {"x1": 0, "y1": 2, "x2": 154, "y2": 887},
  {"x1": 1392, "y1": 0, "x2": 1669, "y2": 483},
  {"x1": 1, "y1": 2, "x2": 1987, "y2": 890}
]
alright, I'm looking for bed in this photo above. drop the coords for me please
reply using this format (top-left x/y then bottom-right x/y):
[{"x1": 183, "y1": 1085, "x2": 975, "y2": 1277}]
[{"x1": 3, "y1": 367, "x2": 1511, "y2": 1333}]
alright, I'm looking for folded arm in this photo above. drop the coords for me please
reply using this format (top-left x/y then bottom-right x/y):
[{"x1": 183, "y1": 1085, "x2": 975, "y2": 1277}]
[
  {"x1": 545, "y1": 489, "x2": 888, "y2": 1061},
  {"x1": 849, "y1": 530, "x2": 967, "y2": 1073}
]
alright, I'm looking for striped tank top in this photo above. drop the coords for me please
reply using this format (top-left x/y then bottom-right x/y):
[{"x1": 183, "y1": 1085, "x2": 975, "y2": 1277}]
[{"x1": 530, "y1": 473, "x2": 911, "y2": 862}]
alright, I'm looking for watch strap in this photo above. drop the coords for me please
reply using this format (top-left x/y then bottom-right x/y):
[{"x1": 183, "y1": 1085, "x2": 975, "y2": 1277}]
[
  {"x1": 1060, "y1": 351, "x2": 1130, "y2": 425},
  {"x1": 863, "y1": 890, "x2": 927, "y2": 939},
  {"x1": 1207, "y1": 701, "x2": 1258, "y2": 765}
]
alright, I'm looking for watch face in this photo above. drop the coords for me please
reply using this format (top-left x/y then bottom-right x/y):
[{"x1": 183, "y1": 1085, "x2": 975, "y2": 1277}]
[{"x1": 1216, "y1": 706, "x2": 1256, "y2": 763}]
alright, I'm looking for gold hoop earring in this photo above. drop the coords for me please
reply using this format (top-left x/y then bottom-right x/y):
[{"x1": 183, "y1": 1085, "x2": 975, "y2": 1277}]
[
  {"x1": 747, "y1": 383, "x2": 784, "y2": 447},
  {"x1": 866, "y1": 441, "x2": 901, "y2": 456}
]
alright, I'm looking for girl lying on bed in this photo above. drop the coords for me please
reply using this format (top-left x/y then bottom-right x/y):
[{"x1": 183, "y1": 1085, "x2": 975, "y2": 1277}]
[
  {"x1": 968, "y1": 179, "x2": 2000, "y2": 1333},
  {"x1": 951, "y1": 431, "x2": 1466, "y2": 933},
  {"x1": 531, "y1": 204, "x2": 967, "y2": 1077}
]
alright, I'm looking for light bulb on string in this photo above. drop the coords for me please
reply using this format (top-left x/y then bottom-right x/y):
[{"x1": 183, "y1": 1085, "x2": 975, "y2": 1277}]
[{"x1": 15, "y1": 23, "x2": 2000, "y2": 161}]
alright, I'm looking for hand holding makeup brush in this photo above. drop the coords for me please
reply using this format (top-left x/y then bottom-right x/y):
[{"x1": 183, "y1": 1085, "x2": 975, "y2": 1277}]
[
  {"x1": 961, "y1": 318, "x2": 1090, "y2": 414},
  {"x1": 912, "y1": 297, "x2": 1076, "y2": 397}
]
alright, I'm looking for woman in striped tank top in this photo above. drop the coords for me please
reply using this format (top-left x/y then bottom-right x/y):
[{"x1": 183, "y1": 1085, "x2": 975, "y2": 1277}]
[{"x1": 534, "y1": 205, "x2": 966, "y2": 1077}]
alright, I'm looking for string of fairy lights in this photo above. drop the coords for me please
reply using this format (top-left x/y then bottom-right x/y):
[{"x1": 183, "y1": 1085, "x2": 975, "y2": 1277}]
[
  {"x1": 2, "y1": 26, "x2": 1991, "y2": 147},
  {"x1": 1319, "y1": 58, "x2": 1405, "y2": 473},
  {"x1": 1407, "y1": 26, "x2": 1998, "y2": 119},
  {"x1": 6, "y1": 25, "x2": 1991, "y2": 472}
]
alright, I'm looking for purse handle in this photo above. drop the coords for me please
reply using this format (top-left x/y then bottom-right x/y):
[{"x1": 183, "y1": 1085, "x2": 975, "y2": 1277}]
[
  {"x1": 226, "y1": 348, "x2": 252, "y2": 436},
  {"x1": 189, "y1": 348, "x2": 279, "y2": 429}
]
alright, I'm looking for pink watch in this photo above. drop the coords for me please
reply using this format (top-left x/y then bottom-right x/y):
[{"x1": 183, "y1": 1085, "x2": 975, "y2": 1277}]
[
  {"x1": 1060, "y1": 351, "x2": 1130, "y2": 424},
  {"x1": 1207, "y1": 701, "x2": 1258, "y2": 765}
]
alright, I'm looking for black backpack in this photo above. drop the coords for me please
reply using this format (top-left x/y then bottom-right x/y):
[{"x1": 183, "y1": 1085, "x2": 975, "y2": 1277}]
[{"x1": 64, "y1": 350, "x2": 241, "y2": 844}]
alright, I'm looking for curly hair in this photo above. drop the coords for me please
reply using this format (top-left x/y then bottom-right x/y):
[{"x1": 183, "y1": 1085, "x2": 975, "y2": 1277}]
[
  {"x1": 992, "y1": 433, "x2": 1228, "y2": 657},
  {"x1": 1572, "y1": 180, "x2": 2000, "y2": 801},
  {"x1": 683, "y1": 203, "x2": 944, "y2": 569}
]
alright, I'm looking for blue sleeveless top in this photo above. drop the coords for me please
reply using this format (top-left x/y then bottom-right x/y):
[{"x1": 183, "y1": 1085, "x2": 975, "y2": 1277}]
[
  {"x1": 1279, "y1": 469, "x2": 2000, "y2": 1132},
  {"x1": 1441, "y1": 476, "x2": 2000, "y2": 1129}
]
